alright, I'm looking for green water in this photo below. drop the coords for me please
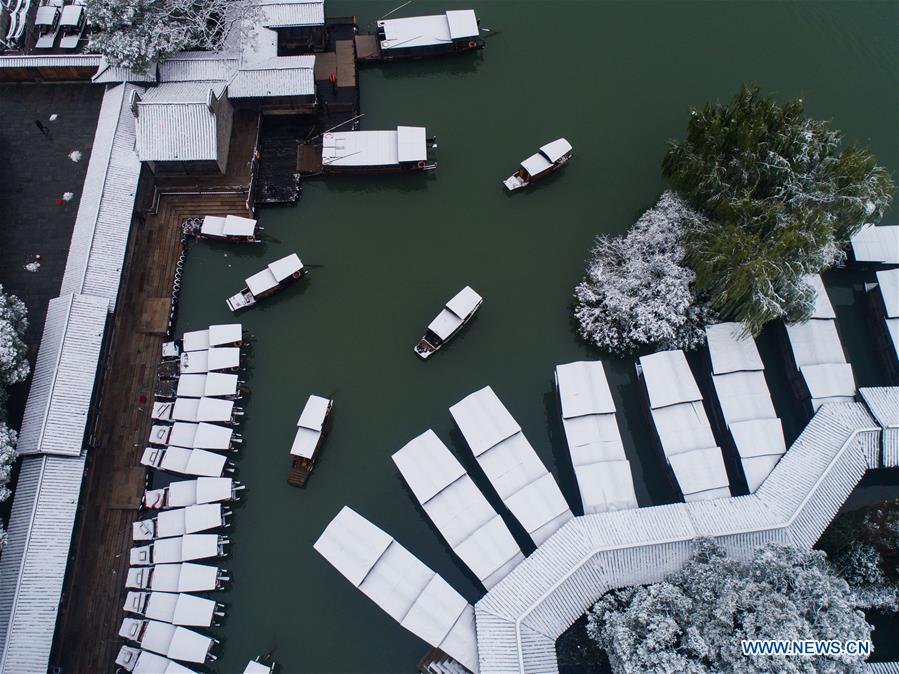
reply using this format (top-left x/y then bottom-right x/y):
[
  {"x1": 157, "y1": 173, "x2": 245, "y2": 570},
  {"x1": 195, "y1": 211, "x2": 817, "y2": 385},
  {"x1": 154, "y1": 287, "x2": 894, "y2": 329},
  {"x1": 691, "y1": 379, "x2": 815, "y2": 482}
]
[{"x1": 172, "y1": 2, "x2": 898, "y2": 671}]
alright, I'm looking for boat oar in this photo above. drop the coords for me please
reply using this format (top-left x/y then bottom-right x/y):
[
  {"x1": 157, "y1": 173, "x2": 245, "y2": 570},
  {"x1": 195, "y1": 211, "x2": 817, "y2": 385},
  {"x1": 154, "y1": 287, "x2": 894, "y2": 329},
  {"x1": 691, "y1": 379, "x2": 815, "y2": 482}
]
[
  {"x1": 379, "y1": 0, "x2": 413, "y2": 20},
  {"x1": 303, "y1": 263, "x2": 326, "y2": 269}
]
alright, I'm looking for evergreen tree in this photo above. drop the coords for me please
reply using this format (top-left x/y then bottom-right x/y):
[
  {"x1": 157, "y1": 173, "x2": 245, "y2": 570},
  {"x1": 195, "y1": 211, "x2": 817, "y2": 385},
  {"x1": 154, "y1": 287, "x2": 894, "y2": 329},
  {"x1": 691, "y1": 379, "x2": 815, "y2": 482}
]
[{"x1": 663, "y1": 85, "x2": 894, "y2": 335}]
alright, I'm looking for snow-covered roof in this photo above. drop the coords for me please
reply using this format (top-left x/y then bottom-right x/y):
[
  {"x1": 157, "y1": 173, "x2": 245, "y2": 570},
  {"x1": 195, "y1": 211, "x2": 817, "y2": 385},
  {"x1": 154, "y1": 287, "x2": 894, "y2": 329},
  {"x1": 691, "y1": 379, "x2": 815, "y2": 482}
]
[
  {"x1": 148, "y1": 478, "x2": 234, "y2": 509},
  {"x1": 180, "y1": 346, "x2": 240, "y2": 374},
  {"x1": 290, "y1": 396, "x2": 330, "y2": 458},
  {"x1": 168, "y1": 422, "x2": 233, "y2": 450},
  {"x1": 801, "y1": 363, "x2": 857, "y2": 407},
  {"x1": 200, "y1": 215, "x2": 257, "y2": 238},
  {"x1": 145, "y1": 446, "x2": 226, "y2": 477},
  {"x1": 785, "y1": 319, "x2": 848, "y2": 368},
  {"x1": 428, "y1": 286, "x2": 482, "y2": 340},
  {"x1": 851, "y1": 223, "x2": 899, "y2": 265},
  {"x1": 0, "y1": 54, "x2": 102, "y2": 69},
  {"x1": 639, "y1": 350, "x2": 703, "y2": 408},
  {"x1": 877, "y1": 269, "x2": 899, "y2": 319},
  {"x1": 244, "y1": 661, "x2": 272, "y2": 674},
  {"x1": 859, "y1": 387, "x2": 898, "y2": 430},
  {"x1": 35, "y1": 6, "x2": 56, "y2": 25},
  {"x1": 805, "y1": 274, "x2": 836, "y2": 319},
  {"x1": 155, "y1": 503, "x2": 225, "y2": 538},
  {"x1": 257, "y1": 0, "x2": 325, "y2": 28},
  {"x1": 649, "y1": 401, "x2": 718, "y2": 456},
  {"x1": 60, "y1": 5, "x2": 82, "y2": 26},
  {"x1": 0, "y1": 454, "x2": 87, "y2": 674},
  {"x1": 229, "y1": 55, "x2": 315, "y2": 98},
  {"x1": 126, "y1": 619, "x2": 212, "y2": 664},
  {"x1": 314, "y1": 507, "x2": 479, "y2": 673},
  {"x1": 246, "y1": 253, "x2": 303, "y2": 295},
  {"x1": 705, "y1": 322, "x2": 764, "y2": 375},
  {"x1": 378, "y1": 10, "x2": 479, "y2": 50},
  {"x1": 158, "y1": 51, "x2": 239, "y2": 83},
  {"x1": 177, "y1": 372, "x2": 240, "y2": 398},
  {"x1": 556, "y1": 361, "x2": 616, "y2": 418},
  {"x1": 61, "y1": 84, "x2": 143, "y2": 310},
  {"x1": 17, "y1": 294, "x2": 108, "y2": 456},
  {"x1": 182, "y1": 329, "x2": 210, "y2": 352},
  {"x1": 392, "y1": 430, "x2": 524, "y2": 589},
  {"x1": 136, "y1": 82, "x2": 226, "y2": 162},
  {"x1": 126, "y1": 563, "x2": 221, "y2": 593},
  {"x1": 539, "y1": 138, "x2": 572, "y2": 162},
  {"x1": 520, "y1": 152, "x2": 552, "y2": 177},
  {"x1": 711, "y1": 371, "x2": 777, "y2": 425},
  {"x1": 126, "y1": 591, "x2": 216, "y2": 628},
  {"x1": 208, "y1": 323, "x2": 243, "y2": 346},
  {"x1": 322, "y1": 127, "x2": 427, "y2": 167},
  {"x1": 93, "y1": 58, "x2": 157, "y2": 84},
  {"x1": 450, "y1": 386, "x2": 573, "y2": 545},
  {"x1": 667, "y1": 447, "x2": 731, "y2": 501}
]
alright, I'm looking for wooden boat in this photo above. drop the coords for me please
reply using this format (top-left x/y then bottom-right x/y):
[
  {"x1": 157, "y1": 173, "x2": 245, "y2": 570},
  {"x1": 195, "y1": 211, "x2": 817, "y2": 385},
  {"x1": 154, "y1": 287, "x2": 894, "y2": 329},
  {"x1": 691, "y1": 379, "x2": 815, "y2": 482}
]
[
  {"x1": 226, "y1": 253, "x2": 304, "y2": 312},
  {"x1": 414, "y1": 286, "x2": 482, "y2": 359},
  {"x1": 244, "y1": 655, "x2": 277, "y2": 673},
  {"x1": 288, "y1": 395, "x2": 333, "y2": 487},
  {"x1": 182, "y1": 215, "x2": 261, "y2": 243},
  {"x1": 503, "y1": 138, "x2": 573, "y2": 191},
  {"x1": 317, "y1": 126, "x2": 437, "y2": 174},
  {"x1": 356, "y1": 10, "x2": 484, "y2": 62}
]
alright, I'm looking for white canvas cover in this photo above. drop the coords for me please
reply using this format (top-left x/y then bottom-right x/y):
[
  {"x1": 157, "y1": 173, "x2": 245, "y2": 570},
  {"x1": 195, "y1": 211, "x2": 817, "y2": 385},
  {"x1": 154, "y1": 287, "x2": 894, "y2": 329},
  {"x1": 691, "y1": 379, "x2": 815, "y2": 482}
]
[
  {"x1": 165, "y1": 624, "x2": 214, "y2": 663},
  {"x1": 207, "y1": 347, "x2": 240, "y2": 371},
  {"x1": 640, "y1": 350, "x2": 703, "y2": 408},
  {"x1": 176, "y1": 374, "x2": 206, "y2": 398},
  {"x1": 556, "y1": 361, "x2": 616, "y2": 418},
  {"x1": 448, "y1": 386, "x2": 520, "y2": 456},
  {"x1": 878, "y1": 269, "x2": 899, "y2": 318},
  {"x1": 298, "y1": 395, "x2": 330, "y2": 430},
  {"x1": 649, "y1": 402, "x2": 717, "y2": 456},
  {"x1": 539, "y1": 138, "x2": 572, "y2": 163},
  {"x1": 171, "y1": 593, "x2": 216, "y2": 627},
  {"x1": 785, "y1": 319, "x2": 848, "y2": 368},
  {"x1": 172, "y1": 398, "x2": 201, "y2": 422},
  {"x1": 205, "y1": 372, "x2": 240, "y2": 397},
  {"x1": 195, "y1": 477, "x2": 234, "y2": 503},
  {"x1": 196, "y1": 397, "x2": 234, "y2": 423},
  {"x1": 445, "y1": 9, "x2": 479, "y2": 39},
  {"x1": 427, "y1": 286, "x2": 481, "y2": 340},
  {"x1": 199, "y1": 217, "x2": 226, "y2": 239},
  {"x1": 520, "y1": 152, "x2": 552, "y2": 177},
  {"x1": 314, "y1": 507, "x2": 478, "y2": 673},
  {"x1": 193, "y1": 422, "x2": 233, "y2": 450},
  {"x1": 445, "y1": 285, "x2": 482, "y2": 319},
  {"x1": 392, "y1": 429, "x2": 524, "y2": 589},
  {"x1": 851, "y1": 223, "x2": 899, "y2": 264},
  {"x1": 322, "y1": 129, "x2": 426, "y2": 167},
  {"x1": 705, "y1": 323, "x2": 764, "y2": 375},
  {"x1": 246, "y1": 268, "x2": 278, "y2": 297},
  {"x1": 667, "y1": 447, "x2": 730, "y2": 501},
  {"x1": 574, "y1": 459, "x2": 639, "y2": 514},
  {"x1": 179, "y1": 350, "x2": 208, "y2": 374},
  {"x1": 378, "y1": 12, "x2": 476, "y2": 49},
  {"x1": 711, "y1": 371, "x2": 777, "y2": 424},
  {"x1": 223, "y1": 215, "x2": 256, "y2": 237},
  {"x1": 182, "y1": 329, "x2": 209, "y2": 352},
  {"x1": 175, "y1": 563, "x2": 221, "y2": 592},
  {"x1": 805, "y1": 274, "x2": 836, "y2": 319},
  {"x1": 208, "y1": 323, "x2": 242, "y2": 346},
  {"x1": 181, "y1": 448, "x2": 227, "y2": 477},
  {"x1": 268, "y1": 253, "x2": 304, "y2": 282},
  {"x1": 397, "y1": 126, "x2": 427, "y2": 162}
]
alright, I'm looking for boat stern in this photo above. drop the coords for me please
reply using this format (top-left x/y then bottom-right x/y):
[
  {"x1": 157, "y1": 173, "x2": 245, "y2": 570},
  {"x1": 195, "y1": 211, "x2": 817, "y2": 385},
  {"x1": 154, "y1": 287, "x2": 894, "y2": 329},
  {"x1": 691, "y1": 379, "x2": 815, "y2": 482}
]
[
  {"x1": 413, "y1": 340, "x2": 436, "y2": 359},
  {"x1": 226, "y1": 291, "x2": 254, "y2": 313},
  {"x1": 503, "y1": 174, "x2": 526, "y2": 191}
]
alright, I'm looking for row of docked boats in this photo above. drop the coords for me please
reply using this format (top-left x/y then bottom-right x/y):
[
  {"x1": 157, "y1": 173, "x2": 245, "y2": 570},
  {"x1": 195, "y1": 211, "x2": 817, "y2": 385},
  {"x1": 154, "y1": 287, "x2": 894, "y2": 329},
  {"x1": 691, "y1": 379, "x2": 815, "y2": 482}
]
[{"x1": 115, "y1": 323, "x2": 270, "y2": 673}]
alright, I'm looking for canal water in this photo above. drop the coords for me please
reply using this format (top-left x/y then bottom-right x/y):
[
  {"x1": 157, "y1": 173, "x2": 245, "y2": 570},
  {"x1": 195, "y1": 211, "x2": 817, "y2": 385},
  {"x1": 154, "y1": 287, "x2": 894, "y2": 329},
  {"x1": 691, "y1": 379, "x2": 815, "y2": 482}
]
[{"x1": 172, "y1": 1, "x2": 898, "y2": 671}]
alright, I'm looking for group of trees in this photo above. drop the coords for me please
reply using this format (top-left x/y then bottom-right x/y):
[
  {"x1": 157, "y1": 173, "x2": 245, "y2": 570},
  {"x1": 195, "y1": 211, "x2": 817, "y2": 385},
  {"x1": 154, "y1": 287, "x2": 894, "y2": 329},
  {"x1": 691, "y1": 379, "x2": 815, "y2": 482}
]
[
  {"x1": 574, "y1": 85, "x2": 894, "y2": 352},
  {"x1": 587, "y1": 540, "x2": 874, "y2": 674},
  {"x1": 0, "y1": 286, "x2": 29, "y2": 546},
  {"x1": 83, "y1": 0, "x2": 241, "y2": 71}
]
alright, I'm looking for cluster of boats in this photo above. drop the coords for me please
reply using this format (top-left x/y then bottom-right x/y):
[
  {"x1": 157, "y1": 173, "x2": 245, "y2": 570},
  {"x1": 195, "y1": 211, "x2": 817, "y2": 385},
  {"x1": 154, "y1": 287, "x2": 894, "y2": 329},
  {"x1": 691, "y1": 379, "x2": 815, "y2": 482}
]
[{"x1": 115, "y1": 323, "x2": 273, "y2": 673}]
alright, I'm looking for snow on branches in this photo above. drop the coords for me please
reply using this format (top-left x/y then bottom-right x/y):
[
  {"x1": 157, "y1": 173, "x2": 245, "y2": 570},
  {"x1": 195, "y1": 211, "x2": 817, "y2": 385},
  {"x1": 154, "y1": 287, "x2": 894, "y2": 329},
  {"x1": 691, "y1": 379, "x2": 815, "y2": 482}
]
[
  {"x1": 0, "y1": 285, "x2": 29, "y2": 390},
  {"x1": 573, "y1": 191, "x2": 716, "y2": 355},
  {"x1": 586, "y1": 539, "x2": 872, "y2": 674}
]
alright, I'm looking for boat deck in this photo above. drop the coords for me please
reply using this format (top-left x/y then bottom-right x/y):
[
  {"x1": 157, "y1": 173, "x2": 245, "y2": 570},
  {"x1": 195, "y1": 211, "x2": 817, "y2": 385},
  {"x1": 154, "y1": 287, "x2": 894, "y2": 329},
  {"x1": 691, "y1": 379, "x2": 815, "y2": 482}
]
[
  {"x1": 287, "y1": 457, "x2": 313, "y2": 487},
  {"x1": 354, "y1": 34, "x2": 381, "y2": 62},
  {"x1": 296, "y1": 143, "x2": 325, "y2": 175},
  {"x1": 51, "y1": 189, "x2": 250, "y2": 673}
]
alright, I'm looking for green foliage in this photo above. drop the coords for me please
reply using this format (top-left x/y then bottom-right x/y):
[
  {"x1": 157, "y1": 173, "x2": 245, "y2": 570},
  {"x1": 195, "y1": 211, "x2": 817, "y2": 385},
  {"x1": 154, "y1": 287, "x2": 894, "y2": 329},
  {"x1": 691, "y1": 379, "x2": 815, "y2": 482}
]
[{"x1": 663, "y1": 84, "x2": 894, "y2": 334}]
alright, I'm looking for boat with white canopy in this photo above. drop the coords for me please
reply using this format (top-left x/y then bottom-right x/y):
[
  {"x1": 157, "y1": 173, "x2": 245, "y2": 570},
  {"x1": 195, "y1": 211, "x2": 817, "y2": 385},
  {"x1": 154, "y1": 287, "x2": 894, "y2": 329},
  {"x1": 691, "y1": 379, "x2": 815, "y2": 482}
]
[
  {"x1": 141, "y1": 446, "x2": 232, "y2": 478},
  {"x1": 244, "y1": 656, "x2": 276, "y2": 673},
  {"x1": 705, "y1": 323, "x2": 786, "y2": 493},
  {"x1": 174, "y1": 372, "x2": 242, "y2": 399},
  {"x1": 133, "y1": 504, "x2": 230, "y2": 542},
  {"x1": 784, "y1": 275, "x2": 856, "y2": 412},
  {"x1": 288, "y1": 395, "x2": 333, "y2": 486},
  {"x1": 179, "y1": 347, "x2": 241, "y2": 374},
  {"x1": 152, "y1": 397, "x2": 241, "y2": 425},
  {"x1": 125, "y1": 563, "x2": 229, "y2": 592},
  {"x1": 449, "y1": 386, "x2": 573, "y2": 545},
  {"x1": 123, "y1": 592, "x2": 224, "y2": 628},
  {"x1": 142, "y1": 477, "x2": 243, "y2": 510},
  {"x1": 130, "y1": 534, "x2": 228, "y2": 566},
  {"x1": 849, "y1": 223, "x2": 899, "y2": 267},
  {"x1": 318, "y1": 126, "x2": 437, "y2": 174},
  {"x1": 869, "y1": 268, "x2": 899, "y2": 382},
  {"x1": 314, "y1": 506, "x2": 479, "y2": 674},
  {"x1": 181, "y1": 324, "x2": 245, "y2": 352},
  {"x1": 34, "y1": 4, "x2": 61, "y2": 48},
  {"x1": 370, "y1": 10, "x2": 483, "y2": 60},
  {"x1": 183, "y1": 215, "x2": 260, "y2": 242},
  {"x1": 554, "y1": 360, "x2": 638, "y2": 514},
  {"x1": 149, "y1": 421, "x2": 240, "y2": 451},
  {"x1": 392, "y1": 429, "x2": 524, "y2": 589},
  {"x1": 638, "y1": 350, "x2": 731, "y2": 502},
  {"x1": 118, "y1": 618, "x2": 218, "y2": 664},
  {"x1": 503, "y1": 138, "x2": 572, "y2": 191},
  {"x1": 115, "y1": 646, "x2": 198, "y2": 674},
  {"x1": 226, "y1": 253, "x2": 305, "y2": 312},
  {"x1": 414, "y1": 286, "x2": 482, "y2": 359}
]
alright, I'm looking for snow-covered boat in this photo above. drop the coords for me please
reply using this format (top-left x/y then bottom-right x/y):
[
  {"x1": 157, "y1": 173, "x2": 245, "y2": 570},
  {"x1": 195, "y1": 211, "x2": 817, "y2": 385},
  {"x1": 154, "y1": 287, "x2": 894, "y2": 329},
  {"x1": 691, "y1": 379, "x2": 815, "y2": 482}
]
[
  {"x1": 130, "y1": 534, "x2": 229, "y2": 566},
  {"x1": 142, "y1": 477, "x2": 243, "y2": 510},
  {"x1": 503, "y1": 138, "x2": 572, "y2": 191},
  {"x1": 173, "y1": 373, "x2": 243, "y2": 400},
  {"x1": 118, "y1": 618, "x2": 218, "y2": 664},
  {"x1": 183, "y1": 215, "x2": 261, "y2": 242},
  {"x1": 414, "y1": 286, "x2": 482, "y2": 358},
  {"x1": 244, "y1": 656, "x2": 276, "y2": 673},
  {"x1": 125, "y1": 562, "x2": 229, "y2": 593},
  {"x1": 152, "y1": 397, "x2": 241, "y2": 425},
  {"x1": 115, "y1": 646, "x2": 197, "y2": 674},
  {"x1": 226, "y1": 253, "x2": 305, "y2": 312},
  {"x1": 141, "y1": 445, "x2": 233, "y2": 478},
  {"x1": 58, "y1": 4, "x2": 85, "y2": 48},
  {"x1": 34, "y1": 4, "x2": 60, "y2": 48},
  {"x1": 288, "y1": 395, "x2": 333, "y2": 487},
  {"x1": 148, "y1": 421, "x2": 240, "y2": 451},
  {"x1": 132, "y1": 504, "x2": 230, "y2": 542},
  {"x1": 123, "y1": 591, "x2": 224, "y2": 628}
]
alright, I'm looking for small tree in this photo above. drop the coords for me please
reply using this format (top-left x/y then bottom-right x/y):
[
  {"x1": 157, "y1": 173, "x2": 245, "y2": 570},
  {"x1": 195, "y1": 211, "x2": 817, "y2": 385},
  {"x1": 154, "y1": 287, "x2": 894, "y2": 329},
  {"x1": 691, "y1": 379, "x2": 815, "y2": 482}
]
[
  {"x1": 663, "y1": 84, "x2": 894, "y2": 335},
  {"x1": 573, "y1": 191, "x2": 716, "y2": 355},
  {"x1": 84, "y1": 0, "x2": 246, "y2": 70},
  {"x1": 587, "y1": 540, "x2": 872, "y2": 674}
]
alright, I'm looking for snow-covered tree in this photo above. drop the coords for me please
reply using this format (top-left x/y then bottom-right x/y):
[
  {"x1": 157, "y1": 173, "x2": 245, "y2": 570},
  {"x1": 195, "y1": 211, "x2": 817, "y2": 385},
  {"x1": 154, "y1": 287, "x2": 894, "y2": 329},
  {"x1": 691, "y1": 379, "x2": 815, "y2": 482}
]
[
  {"x1": 663, "y1": 84, "x2": 894, "y2": 335},
  {"x1": 0, "y1": 285, "x2": 29, "y2": 392},
  {"x1": 84, "y1": 0, "x2": 249, "y2": 70},
  {"x1": 586, "y1": 539, "x2": 872, "y2": 674},
  {"x1": 0, "y1": 423, "x2": 16, "y2": 548},
  {"x1": 573, "y1": 191, "x2": 717, "y2": 355},
  {"x1": 832, "y1": 542, "x2": 899, "y2": 612}
]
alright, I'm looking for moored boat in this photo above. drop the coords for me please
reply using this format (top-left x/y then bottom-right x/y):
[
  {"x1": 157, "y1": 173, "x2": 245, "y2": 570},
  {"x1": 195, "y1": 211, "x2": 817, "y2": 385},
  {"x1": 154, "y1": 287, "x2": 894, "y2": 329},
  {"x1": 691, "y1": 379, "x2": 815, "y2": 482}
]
[
  {"x1": 288, "y1": 395, "x2": 333, "y2": 487},
  {"x1": 183, "y1": 215, "x2": 261, "y2": 242},
  {"x1": 503, "y1": 138, "x2": 573, "y2": 191},
  {"x1": 414, "y1": 286, "x2": 482, "y2": 359},
  {"x1": 226, "y1": 253, "x2": 305, "y2": 312}
]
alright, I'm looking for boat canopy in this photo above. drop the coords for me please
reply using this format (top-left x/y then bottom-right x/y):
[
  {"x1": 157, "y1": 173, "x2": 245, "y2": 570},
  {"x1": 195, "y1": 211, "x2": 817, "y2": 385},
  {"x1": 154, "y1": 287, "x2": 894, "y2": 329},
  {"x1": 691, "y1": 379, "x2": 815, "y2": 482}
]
[
  {"x1": 555, "y1": 361, "x2": 637, "y2": 514},
  {"x1": 164, "y1": 422, "x2": 233, "y2": 450},
  {"x1": 209, "y1": 323, "x2": 242, "y2": 346},
  {"x1": 144, "y1": 477, "x2": 235, "y2": 509},
  {"x1": 851, "y1": 223, "x2": 899, "y2": 265},
  {"x1": 378, "y1": 10, "x2": 478, "y2": 50},
  {"x1": 520, "y1": 152, "x2": 552, "y2": 177},
  {"x1": 705, "y1": 323, "x2": 764, "y2": 375},
  {"x1": 244, "y1": 661, "x2": 273, "y2": 674},
  {"x1": 805, "y1": 274, "x2": 836, "y2": 319},
  {"x1": 35, "y1": 6, "x2": 57, "y2": 26},
  {"x1": 182, "y1": 330, "x2": 209, "y2": 352},
  {"x1": 178, "y1": 373, "x2": 240, "y2": 398},
  {"x1": 115, "y1": 646, "x2": 197, "y2": 674},
  {"x1": 200, "y1": 215, "x2": 256, "y2": 238},
  {"x1": 314, "y1": 506, "x2": 480, "y2": 673},
  {"x1": 246, "y1": 254, "x2": 303, "y2": 296},
  {"x1": 450, "y1": 386, "x2": 573, "y2": 545},
  {"x1": 427, "y1": 286, "x2": 482, "y2": 340},
  {"x1": 291, "y1": 395, "x2": 331, "y2": 458},
  {"x1": 539, "y1": 138, "x2": 572, "y2": 162},
  {"x1": 157, "y1": 503, "x2": 225, "y2": 538},
  {"x1": 392, "y1": 429, "x2": 524, "y2": 589},
  {"x1": 124, "y1": 591, "x2": 217, "y2": 627},
  {"x1": 322, "y1": 127, "x2": 427, "y2": 167},
  {"x1": 640, "y1": 350, "x2": 730, "y2": 502},
  {"x1": 125, "y1": 563, "x2": 221, "y2": 593},
  {"x1": 141, "y1": 446, "x2": 227, "y2": 477},
  {"x1": 170, "y1": 397, "x2": 233, "y2": 423},
  {"x1": 878, "y1": 269, "x2": 899, "y2": 318},
  {"x1": 60, "y1": 4, "x2": 83, "y2": 26},
  {"x1": 786, "y1": 320, "x2": 847, "y2": 368}
]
